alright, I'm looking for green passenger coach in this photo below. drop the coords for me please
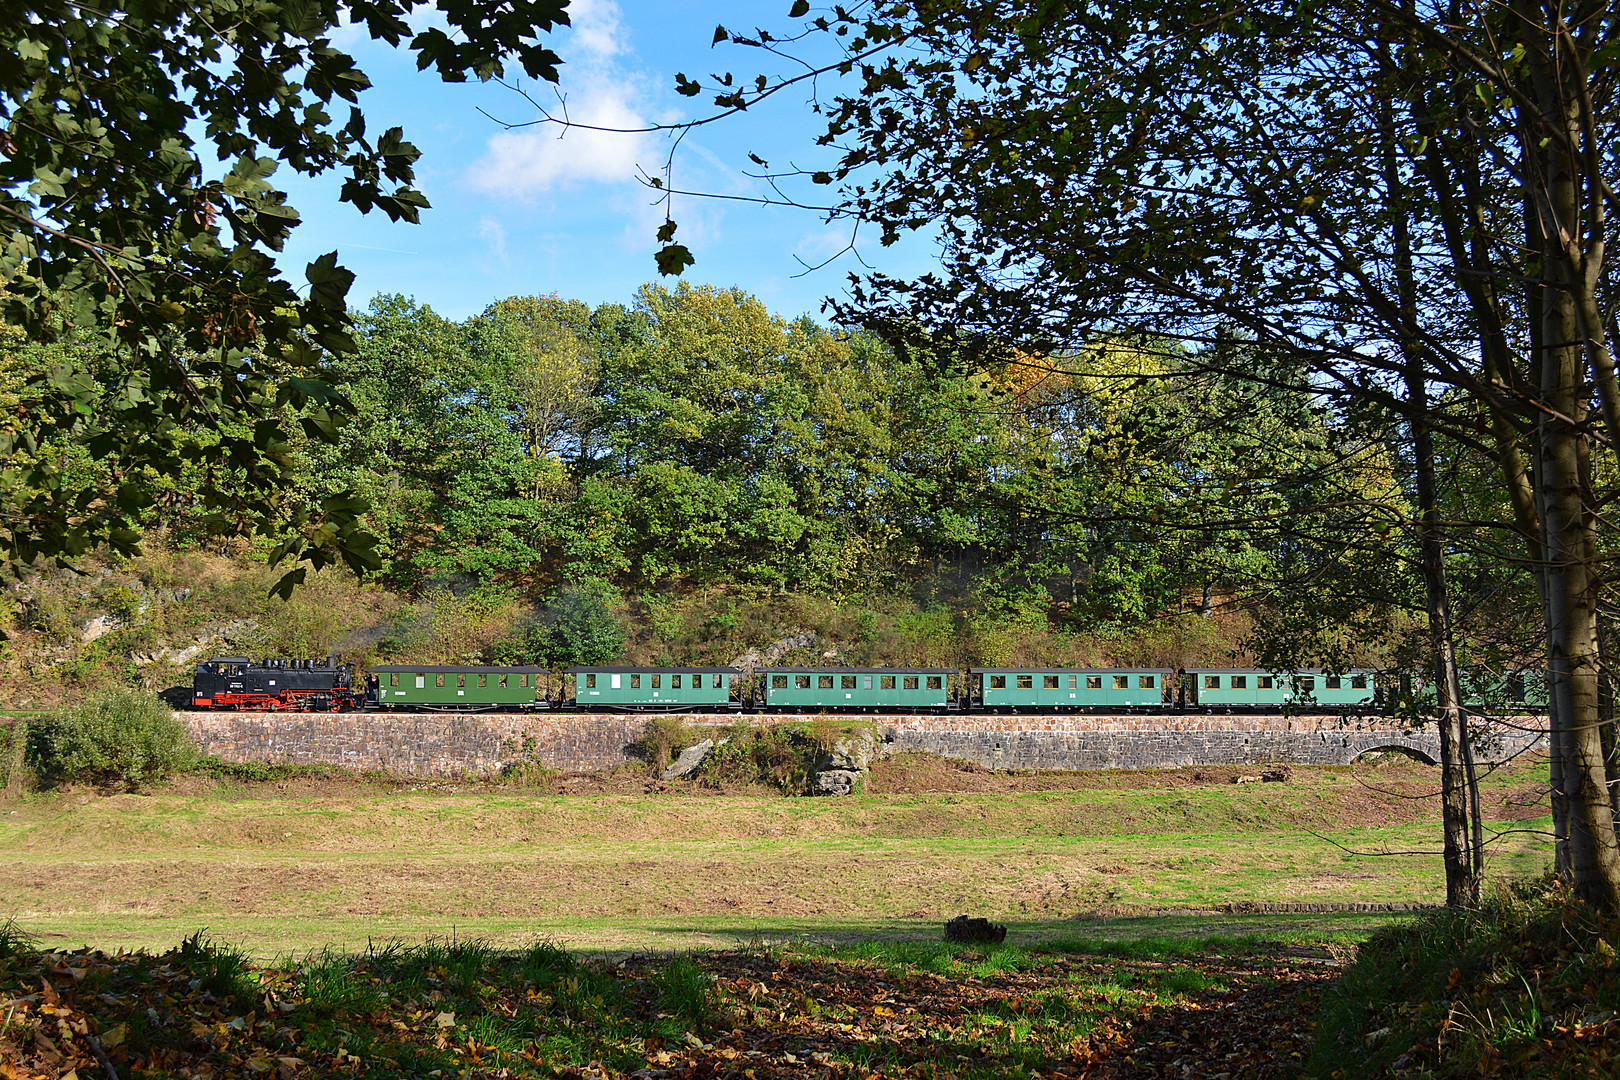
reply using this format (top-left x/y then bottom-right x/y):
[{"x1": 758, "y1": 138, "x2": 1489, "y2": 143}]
[
  {"x1": 972, "y1": 668, "x2": 1171, "y2": 710},
  {"x1": 369, "y1": 665, "x2": 548, "y2": 710},
  {"x1": 1188, "y1": 669, "x2": 1376, "y2": 708},
  {"x1": 568, "y1": 666, "x2": 739, "y2": 710},
  {"x1": 762, "y1": 667, "x2": 953, "y2": 710}
]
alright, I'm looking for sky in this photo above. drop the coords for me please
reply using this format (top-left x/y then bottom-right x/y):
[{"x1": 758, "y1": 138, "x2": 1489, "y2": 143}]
[{"x1": 272, "y1": 0, "x2": 942, "y2": 325}]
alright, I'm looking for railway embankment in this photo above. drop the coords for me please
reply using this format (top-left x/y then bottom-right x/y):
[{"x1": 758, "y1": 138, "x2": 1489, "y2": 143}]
[{"x1": 180, "y1": 710, "x2": 1548, "y2": 779}]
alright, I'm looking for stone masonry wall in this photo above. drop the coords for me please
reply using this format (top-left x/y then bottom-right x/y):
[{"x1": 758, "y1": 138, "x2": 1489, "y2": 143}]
[{"x1": 182, "y1": 710, "x2": 1548, "y2": 778}]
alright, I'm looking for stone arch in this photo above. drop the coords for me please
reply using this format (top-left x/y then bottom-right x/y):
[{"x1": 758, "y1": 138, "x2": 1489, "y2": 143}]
[{"x1": 1350, "y1": 743, "x2": 1438, "y2": 766}]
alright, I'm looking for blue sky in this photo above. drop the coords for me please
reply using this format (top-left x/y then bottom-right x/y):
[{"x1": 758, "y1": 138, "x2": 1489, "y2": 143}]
[{"x1": 273, "y1": 0, "x2": 940, "y2": 325}]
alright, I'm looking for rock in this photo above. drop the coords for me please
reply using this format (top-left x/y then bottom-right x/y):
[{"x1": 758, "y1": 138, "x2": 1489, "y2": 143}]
[
  {"x1": 169, "y1": 587, "x2": 192, "y2": 602},
  {"x1": 80, "y1": 613, "x2": 120, "y2": 643},
  {"x1": 662, "y1": 740, "x2": 714, "y2": 781},
  {"x1": 812, "y1": 769, "x2": 859, "y2": 796},
  {"x1": 1261, "y1": 765, "x2": 1293, "y2": 783},
  {"x1": 1233, "y1": 774, "x2": 1262, "y2": 784},
  {"x1": 727, "y1": 632, "x2": 816, "y2": 677},
  {"x1": 822, "y1": 730, "x2": 886, "y2": 771},
  {"x1": 944, "y1": 915, "x2": 1007, "y2": 944}
]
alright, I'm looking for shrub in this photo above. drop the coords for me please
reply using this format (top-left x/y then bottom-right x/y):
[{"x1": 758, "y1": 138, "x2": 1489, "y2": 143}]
[
  {"x1": 1311, "y1": 874, "x2": 1620, "y2": 1078},
  {"x1": 30, "y1": 687, "x2": 197, "y2": 788},
  {"x1": 485, "y1": 579, "x2": 624, "y2": 668},
  {"x1": 698, "y1": 725, "x2": 821, "y2": 794},
  {"x1": 540, "y1": 579, "x2": 625, "y2": 667},
  {"x1": 637, "y1": 717, "x2": 700, "y2": 770}
]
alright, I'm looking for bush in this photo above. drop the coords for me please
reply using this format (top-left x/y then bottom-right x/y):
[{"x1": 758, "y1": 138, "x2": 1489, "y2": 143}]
[
  {"x1": 698, "y1": 725, "x2": 821, "y2": 794},
  {"x1": 637, "y1": 717, "x2": 702, "y2": 770},
  {"x1": 485, "y1": 579, "x2": 624, "y2": 668},
  {"x1": 30, "y1": 687, "x2": 197, "y2": 788},
  {"x1": 1311, "y1": 874, "x2": 1620, "y2": 1078}
]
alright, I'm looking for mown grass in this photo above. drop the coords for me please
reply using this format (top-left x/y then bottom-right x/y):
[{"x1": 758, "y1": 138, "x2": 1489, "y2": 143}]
[{"x1": 0, "y1": 762, "x2": 1552, "y2": 957}]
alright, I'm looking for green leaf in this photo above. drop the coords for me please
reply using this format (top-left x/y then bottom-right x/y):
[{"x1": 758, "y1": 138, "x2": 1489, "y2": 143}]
[
  {"x1": 789, "y1": 0, "x2": 810, "y2": 16},
  {"x1": 268, "y1": 568, "x2": 308, "y2": 601},
  {"x1": 712, "y1": 24, "x2": 728, "y2": 45},
  {"x1": 654, "y1": 243, "x2": 695, "y2": 276}
]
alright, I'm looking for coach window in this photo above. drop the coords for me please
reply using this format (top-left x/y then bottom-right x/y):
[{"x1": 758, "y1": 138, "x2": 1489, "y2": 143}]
[
  {"x1": 498, "y1": 674, "x2": 508, "y2": 688},
  {"x1": 819, "y1": 675, "x2": 834, "y2": 689},
  {"x1": 772, "y1": 675, "x2": 788, "y2": 689},
  {"x1": 1231, "y1": 675, "x2": 1247, "y2": 688},
  {"x1": 1139, "y1": 675, "x2": 1155, "y2": 689},
  {"x1": 435, "y1": 673, "x2": 445, "y2": 687},
  {"x1": 672, "y1": 675, "x2": 682, "y2": 689},
  {"x1": 1044, "y1": 675, "x2": 1059, "y2": 689},
  {"x1": 585, "y1": 674, "x2": 597, "y2": 688},
  {"x1": 520, "y1": 674, "x2": 529, "y2": 687},
  {"x1": 1114, "y1": 675, "x2": 1129, "y2": 689},
  {"x1": 881, "y1": 675, "x2": 896, "y2": 690},
  {"x1": 864, "y1": 675, "x2": 873, "y2": 689},
  {"x1": 389, "y1": 673, "x2": 399, "y2": 687},
  {"x1": 651, "y1": 674, "x2": 661, "y2": 688},
  {"x1": 692, "y1": 675, "x2": 704, "y2": 688},
  {"x1": 1297, "y1": 676, "x2": 1316, "y2": 693},
  {"x1": 1204, "y1": 675, "x2": 1221, "y2": 689},
  {"x1": 927, "y1": 676, "x2": 943, "y2": 690},
  {"x1": 1326, "y1": 676, "x2": 1342, "y2": 689},
  {"x1": 478, "y1": 674, "x2": 487, "y2": 687},
  {"x1": 842, "y1": 675, "x2": 857, "y2": 689},
  {"x1": 416, "y1": 675, "x2": 426, "y2": 688},
  {"x1": 1351, "y1": 674, "x2": 1368, "y2": 689},
  {"x1": 1258, "y1": 675, "x2": 1273, "y2": 688},
  {"x1": 1087, "y1": 675, "x2": 1102, "y2": 689},
  {"x1": 990, "y1": 675, "x2": 1007, "y2": 689},
  {"x1": 457, "y1": 674, "x2": 466, "y2": 688},
  {"x1": 904, "y1": 676, "x2": 920, "y2": 690},
  {"x1": 1069, "y1": 675, "x2": 1078, "y2": 689},
  {"x1": 631, "y1": 674, "x2": 641, "y2": 688},
  {"x1": 1017, "y1": 675, "x2": 1033, "y2": 689},
  {"x1": 796, "y1": 675, "x2": 811, "y2": 689}
]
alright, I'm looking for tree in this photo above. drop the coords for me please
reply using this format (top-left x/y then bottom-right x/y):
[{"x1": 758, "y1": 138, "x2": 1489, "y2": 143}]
[
  {"x1": 0, "y1": 0, "x2": 569, "y2": 593},
  {"x1": 474, "y1": 295, "x2": 599, "y2": 488},
  {"x1": 670, "y1": 1, "x2": 1620, "y2": 903}
]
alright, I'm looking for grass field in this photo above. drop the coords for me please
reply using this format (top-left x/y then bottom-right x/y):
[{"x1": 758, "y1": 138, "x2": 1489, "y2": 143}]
[{"x1": 0, "y1": 755, "x2": 1552, "y2": 957}]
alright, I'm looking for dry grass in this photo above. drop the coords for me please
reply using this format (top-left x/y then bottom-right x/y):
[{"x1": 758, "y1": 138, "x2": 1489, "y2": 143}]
[{"x1": 0, "y1": 759, "x2": 1552, "y2": 958}]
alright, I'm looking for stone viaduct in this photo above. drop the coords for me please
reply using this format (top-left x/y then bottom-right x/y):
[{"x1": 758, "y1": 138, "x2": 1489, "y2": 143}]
[{"x1": 181, "y1": 710, "x2": 1546, "y2": 779}]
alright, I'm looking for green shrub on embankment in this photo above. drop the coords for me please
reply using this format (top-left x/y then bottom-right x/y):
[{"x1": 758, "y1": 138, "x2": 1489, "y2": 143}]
[
  {"x1": 27, "y1": 686, "x2": 197, "y2": 789},
  {"x1": 1311, "y1": 874, "x2": 1620, "y2": 1077}
]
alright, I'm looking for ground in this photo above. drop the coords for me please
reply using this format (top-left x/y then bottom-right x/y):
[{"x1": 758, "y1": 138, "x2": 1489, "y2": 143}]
[{"x1": 0, "y1": 755, "x2": 1551, "y2": 957}]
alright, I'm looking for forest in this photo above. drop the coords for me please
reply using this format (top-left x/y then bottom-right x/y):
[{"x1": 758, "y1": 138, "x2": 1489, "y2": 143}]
[{"x1": 0, "y1": 278, "x2": 1537, "y2": 689}]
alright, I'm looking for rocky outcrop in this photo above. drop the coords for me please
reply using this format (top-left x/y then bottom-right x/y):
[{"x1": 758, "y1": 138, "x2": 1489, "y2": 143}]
[
  {"x1": 726, "y1": 631, "x2": 818, "y2": 678},
  {"x1": 662, "y1": 739, "x2": 715, "y2": 781},
  {"x1": 811, "y1": 728, "x2": 889, "y2": 796},
  {"x1": 131, "y1": 620, "x2": 260, "y2": 667}
]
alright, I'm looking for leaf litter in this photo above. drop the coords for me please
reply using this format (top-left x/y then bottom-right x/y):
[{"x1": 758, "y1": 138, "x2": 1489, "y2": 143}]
[{"x1": 0, "y1": 925, "x2": 1333, "y2": 1080}]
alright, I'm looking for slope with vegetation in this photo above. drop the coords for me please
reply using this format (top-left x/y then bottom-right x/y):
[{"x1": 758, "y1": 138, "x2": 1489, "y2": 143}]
[{"x1": 3, "y1": 279, "x2": 1532, "y2": 708}]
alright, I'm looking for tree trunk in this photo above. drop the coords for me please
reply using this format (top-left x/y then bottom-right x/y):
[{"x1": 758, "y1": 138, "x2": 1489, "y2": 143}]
[
  {"x1": 1537, "y1": 283, "x2": 1620, "y2": 907},
  {"x1": 1384, "y1": 90, "x2": 1477, "y2": 905}
]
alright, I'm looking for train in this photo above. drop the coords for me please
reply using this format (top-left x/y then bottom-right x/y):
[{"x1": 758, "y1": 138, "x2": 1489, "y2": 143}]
[{"x1": 187, "y1": 656, "x2": 1547, "y2": 714}]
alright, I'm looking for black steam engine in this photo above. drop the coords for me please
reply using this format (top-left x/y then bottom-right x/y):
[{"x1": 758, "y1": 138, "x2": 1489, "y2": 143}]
[{"x1": 190, "y1": 656, "x2": 362, "y2": 712}]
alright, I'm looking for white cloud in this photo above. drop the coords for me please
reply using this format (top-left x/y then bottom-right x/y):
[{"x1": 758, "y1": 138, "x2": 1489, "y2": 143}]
[
  {"x1": 463, "y1": 0, "x2": 658, "y2": 200},
  {"x1": 467, "y1": 85, "x2": 651, "y2": 197},
  {"x1": 478, "y1": 216, "x2": 509, "y2": 266},
  {"x1": 569, "y1": 0, "x2": 625, "y2": 60}
]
